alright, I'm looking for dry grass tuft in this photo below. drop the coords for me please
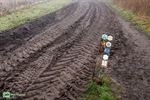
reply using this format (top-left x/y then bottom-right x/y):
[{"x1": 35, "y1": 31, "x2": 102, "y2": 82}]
[{"x1": 114, "y1": 0, "x2": 150, "y2": 16}]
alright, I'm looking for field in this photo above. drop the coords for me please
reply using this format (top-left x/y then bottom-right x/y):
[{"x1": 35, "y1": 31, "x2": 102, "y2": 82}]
[
  {"x1": 0, "y1": 0, "x2": 150, "y2": 100},
  {"x1": 0, "y1": 0, "x2": 48, "y2": 15},
  {"x1": 0, "y1": 0, "x2": 71, "y2": 32}
]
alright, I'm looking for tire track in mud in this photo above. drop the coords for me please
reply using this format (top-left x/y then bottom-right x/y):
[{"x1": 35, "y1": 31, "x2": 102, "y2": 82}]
[
  {"x1": 6, "y1": 1, "x2": 94, "y2": 94},
  {"x1": 0, "y1": 3, "x2": 78, "y2": 56},
  {"x1": 0, "y1": 1, "x2": 90, "y2": 83},
  {"x1": 53, "y1": 3, "x2": 121, "y2": 100},
  {"x1": 23, "y1": 9, "x2": 97, "y2": 99},
  {"x1": 21, "y1": 1, "x2": 120, "y2": 100},
  {"x1": 1, "y1": 0, "x2": 92, "y2": 95},
  {"x1": 0, "y1": 0, "x2": 120, "y2": 99},
  {"x1": 2, "y1": 0, "x2": 149, "y2": 100},
  {"x1": 0, "y1": 3, "x2": 78, "y2": 60}
]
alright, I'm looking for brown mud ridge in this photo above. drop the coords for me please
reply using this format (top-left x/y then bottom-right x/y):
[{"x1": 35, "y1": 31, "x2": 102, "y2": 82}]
[{"x1": 0, "y1": 0, "x2": 150, "y2": 100}]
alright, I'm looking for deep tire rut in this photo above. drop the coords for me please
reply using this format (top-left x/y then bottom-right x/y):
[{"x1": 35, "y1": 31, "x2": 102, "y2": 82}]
[{"x1": 1, "y1": 0, "x2": 150, "y2": 100}]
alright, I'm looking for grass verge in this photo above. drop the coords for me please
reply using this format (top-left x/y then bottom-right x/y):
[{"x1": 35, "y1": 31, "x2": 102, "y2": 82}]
[
  {"x1": 112, "y1": 5, "x2": 150, "y2": 37},
  {"x1": 82, "y1": 73, "x2": 118, "y2": 100},
  {"x1": 0, "y1": 0, "x2": 71, "y2": 32}
]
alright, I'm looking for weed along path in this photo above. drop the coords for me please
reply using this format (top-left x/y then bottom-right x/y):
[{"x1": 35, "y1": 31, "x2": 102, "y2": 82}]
[{"x1": 0, "y1": 0, "x2": 150, "y2": 100}]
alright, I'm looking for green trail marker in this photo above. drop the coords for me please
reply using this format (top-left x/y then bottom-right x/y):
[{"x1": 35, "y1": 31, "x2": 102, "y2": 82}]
[{"x1": 2, "y1": 92, "x2": 11, "y2": 99}]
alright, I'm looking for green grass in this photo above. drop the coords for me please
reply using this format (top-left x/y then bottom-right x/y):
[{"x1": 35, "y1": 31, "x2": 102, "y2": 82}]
[
  {"x1": 82, "y1": 74, "x2": 117, "y2": 100},
  {"x1": 112, "y1": 5, "x2": 150, "y2": 37},
  {"x1": 0, "y1": 0, "x2": 71, "y2": 32}
]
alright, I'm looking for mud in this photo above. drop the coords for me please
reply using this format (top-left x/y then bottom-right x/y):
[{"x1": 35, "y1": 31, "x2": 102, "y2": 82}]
[{"x1": 0, "y1": 0, "x2": 150, "y2": 100}]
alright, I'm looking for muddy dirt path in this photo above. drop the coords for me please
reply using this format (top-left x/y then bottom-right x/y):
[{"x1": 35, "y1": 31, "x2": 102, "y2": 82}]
[{"x1": 0, "y1": 0, "x2": 150, "y2": 100}]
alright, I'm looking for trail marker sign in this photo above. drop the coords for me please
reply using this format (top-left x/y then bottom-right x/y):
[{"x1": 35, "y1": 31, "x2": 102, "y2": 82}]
[
  {"x1": 108, "y1": 35, "x2": 113, "y2": 41},
  {"x1": 102, "y1": 34, "x2": 108, "y2": 40},
  {"x1": 103, "y1": 55, "x2": 108, "y2": 60},
  {"x1": 106, "y1": 42, "x2": 111, "y2": 48},
  {"x1": 101, "y1": 60, "x2": 108, "y2": 67}
]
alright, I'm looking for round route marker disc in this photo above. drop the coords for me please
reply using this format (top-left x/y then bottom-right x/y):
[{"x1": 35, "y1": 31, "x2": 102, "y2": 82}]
[
  {"x1": 108, "y1": 35, "x2": 113, "y2": 41},
  {"x1": 103, "y1": 55, "x2": 108, "y2": 60},
  {"x1": 102, "y1": 34, "x2": 108, "y2": 40},
  {"x1": 106, "y1": 42, "x2": 111, "y2": 48}
]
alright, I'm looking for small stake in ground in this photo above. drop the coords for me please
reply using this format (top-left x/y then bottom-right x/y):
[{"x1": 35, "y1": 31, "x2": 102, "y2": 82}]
[{"x1": 93, "y1": 32, "x2": 113, "y2": 84}]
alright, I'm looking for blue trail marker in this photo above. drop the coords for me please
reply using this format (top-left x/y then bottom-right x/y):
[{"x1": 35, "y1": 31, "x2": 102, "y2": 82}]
[
  {"x1": 102, "y1": 34, "x2": 108, "y2": 40},
  {"x1": 105, "y1": 48, "x2": 109, "y2": 55}
]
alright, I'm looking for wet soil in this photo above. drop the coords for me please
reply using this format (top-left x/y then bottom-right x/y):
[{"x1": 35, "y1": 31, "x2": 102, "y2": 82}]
[{"x1": 0, "y1": 0, "x2": 150, "y2": 100}]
